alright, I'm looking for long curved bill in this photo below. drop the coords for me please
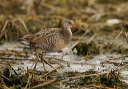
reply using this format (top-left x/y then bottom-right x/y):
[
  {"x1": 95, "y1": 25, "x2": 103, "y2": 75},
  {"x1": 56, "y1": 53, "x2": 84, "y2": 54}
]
[{"x1": 72, "y1": 24, "x2": 85, "y2": 31}]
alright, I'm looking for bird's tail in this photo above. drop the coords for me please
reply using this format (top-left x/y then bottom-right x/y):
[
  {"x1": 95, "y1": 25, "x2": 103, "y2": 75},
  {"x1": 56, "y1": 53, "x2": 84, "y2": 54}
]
[
  {"x1": 18, "y1": 34, "x2": 31, "y2": 42},
  {"x1": 18, "y1": 35, "x2": 31, "y2": 45},
  {"x1": 18, "y1": 38, "x2": 26, "y2": 41}
]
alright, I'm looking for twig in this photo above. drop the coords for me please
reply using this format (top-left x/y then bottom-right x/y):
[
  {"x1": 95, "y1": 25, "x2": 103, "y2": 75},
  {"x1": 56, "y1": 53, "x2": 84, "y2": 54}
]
[
  {"x1": 31, "y1": 79, "x2": 57, "y2": 89},
  {"x1": 7, "y1": 62, "x2": 18, "y2": 75},
  {"x1": 18, "y1": 18, "x2": 29, "y2": 34},
  {"x1": 24, "y1": 73, "x2": 31, "y2": 89},
  {"x1": 64, "y1": 72, "x2": 108, "y2": 81},
  {"x1": 42, "y1": 2, "x2": 61, "y2": 11},
  {"x1": 0, "y1": 74, "x2": 10, "y2": 81},
  {"x1": 89, "y1": 33, "x2": 97, "y2": 41},
  {"x1": 60, "y1": 30, "x2": 89, "y2": 58},
  {"x1": 31, "y1": 72, "x2": 108, "y2": 89},
  {"x1": 119, "y1": 65, "x2": 128, "y2": 70},
  {"x1": 0, "y1": 50, "x2": 28, "y2": 57},
  {"x1": 0, "y1": 57, "x2": 32, "y2": 61},
  {"x1": 0, "y1": 21, "x2": 8, "y2": 39},
  {"x1": 43, "y1": 58, "x2": 59, "y2": 72},
  {"x1": 84, "y1": 84, "x2": 114, "y2": 89},
  {"x1": 123, "y1": 30, "x2": 128, "y2": 43},
  {"x1": 42, "y1": 65, "x2": 62, "y2": 78},
  {"x1": 31, "y1": 59, "x2": 123, "y2": 89},
  {"x1": 108, "y1": 56, "x2": 128, "y2": 60},
  {"x1": 48, "y1": 57, "x2": 96, "y2": 65},
  {"x1": 66, "y1": 60, "x2": 123, "y2": 82},
  {"x1": 4, "y1": 32, "x2": 8, "y2": 41},
  {"x1": 112, "y1": 61, "x2": 123, "y2": 72},
  {"x1": 103, "y1": 30, "x2": 123, "y2": 53}
]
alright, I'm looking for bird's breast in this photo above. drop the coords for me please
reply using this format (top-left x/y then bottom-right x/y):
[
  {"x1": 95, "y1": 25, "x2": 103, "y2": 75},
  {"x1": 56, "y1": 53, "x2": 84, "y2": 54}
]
[{"x1": 53, "y1": 39, "x2": 69, "y2": 52}]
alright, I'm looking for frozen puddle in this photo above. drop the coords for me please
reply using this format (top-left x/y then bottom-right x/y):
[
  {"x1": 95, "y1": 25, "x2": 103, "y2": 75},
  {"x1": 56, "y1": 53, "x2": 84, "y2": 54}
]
[
  {"x1": 11, "y1": 52, "x2": 128, "y2": 83},
  {"x1": 0, "y1": 42, "x2": 128, "y2": 83}
]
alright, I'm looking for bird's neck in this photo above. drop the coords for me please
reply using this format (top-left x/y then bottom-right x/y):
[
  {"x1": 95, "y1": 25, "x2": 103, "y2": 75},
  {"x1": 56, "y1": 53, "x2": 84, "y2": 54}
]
[{"x1": 61, "y1": 25, "x2": 72, "y2": 44}]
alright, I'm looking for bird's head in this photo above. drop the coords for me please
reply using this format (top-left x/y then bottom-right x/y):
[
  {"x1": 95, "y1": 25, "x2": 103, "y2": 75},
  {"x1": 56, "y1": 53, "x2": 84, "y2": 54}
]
[{"x1": 63, "y1": 20, "x2": 84, "y2": 30}]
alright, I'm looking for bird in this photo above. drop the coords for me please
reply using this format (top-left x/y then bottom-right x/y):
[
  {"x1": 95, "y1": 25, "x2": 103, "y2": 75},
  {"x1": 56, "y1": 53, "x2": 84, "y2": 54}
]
[{"x1": 19, "y1": 19, "x2": 84, "y2": 71}]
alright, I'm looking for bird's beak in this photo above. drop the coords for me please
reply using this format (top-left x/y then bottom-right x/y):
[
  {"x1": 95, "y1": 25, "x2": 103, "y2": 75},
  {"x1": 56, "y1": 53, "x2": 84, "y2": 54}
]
[{"x1": 72, "y1": 24, "x2": 85, "y2": 31}]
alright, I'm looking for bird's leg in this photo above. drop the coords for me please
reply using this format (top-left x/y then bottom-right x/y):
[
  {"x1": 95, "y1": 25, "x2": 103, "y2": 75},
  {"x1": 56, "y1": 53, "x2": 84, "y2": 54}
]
[
  {"x1": 32, "y1": 49, "x2": 40, "y2": 70},
  {"x1": 41, "y1": 52, "x2": 47, "y2": 72},
  {"x1": 40, "y1": 53, "x2": 59, "y2": 72}
]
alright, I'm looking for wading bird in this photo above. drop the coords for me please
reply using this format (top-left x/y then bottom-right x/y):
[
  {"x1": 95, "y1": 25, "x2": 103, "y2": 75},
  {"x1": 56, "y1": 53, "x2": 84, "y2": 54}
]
[{"x1": 19, "y1": 20, "x2": 84, "y2": 71}]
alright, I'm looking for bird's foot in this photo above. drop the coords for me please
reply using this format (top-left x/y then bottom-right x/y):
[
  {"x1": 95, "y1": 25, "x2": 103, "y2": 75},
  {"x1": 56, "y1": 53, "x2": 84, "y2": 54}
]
[
  {"x1": 31, "y1": 57, "x2": 40, "y2": 71},
  {"x1": 41, "y1": 59, "x2": 48, "y2": 72}
]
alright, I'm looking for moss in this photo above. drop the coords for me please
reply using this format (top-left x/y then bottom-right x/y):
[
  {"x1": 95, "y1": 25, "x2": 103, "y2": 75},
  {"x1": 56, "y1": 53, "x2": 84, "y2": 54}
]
[
  {"x1": 78, "y1": 70, "x2": 98, "y2": 86},
  {"x1": 100, "y1": 71, "x2": 121, "y2": 87},
  {"x1": 104, "y1": 43, "x2": 128, "y2": 54},
  {"x1": 84, "y1": 55, "x2": 94, "y2": 59},
  {"x1": 99, "y1": 71, "x2": 128, "y2": 89},
  {"x1": 64, "y1": 70, "x2": 128, "y2": 88},
  {"x1": 97, "y1": 0, "x2": 128, "y2": 4},
  {"x1": 73, "y1": 41, "x2": 100, "y2": 57},
  {"x1": 3, "y1": 67, "x2": 29, "y2": 87},
  {"x1": 10, "y1": 85, "x2": 21, "y2": 89}
]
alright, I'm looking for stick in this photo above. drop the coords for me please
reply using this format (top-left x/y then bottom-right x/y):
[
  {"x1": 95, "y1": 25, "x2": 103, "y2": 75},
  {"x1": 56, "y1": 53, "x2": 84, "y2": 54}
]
[
  {"x1": 24, "y1": 74, "x2": 31, "y2": 89},
  {"x1": 64, "y1": 72, "x2": 108, "y2": 81},
  {"x1": 108, "y1": 56, "x2": 128, "y2": 60},
  {"x1": 31, "y1": 79, "x2": 57, "y2": 89},
  {"x1": 43, "y1": 58, "x2": 59, "y2": 72},
  {"x1": 0, "y1": 51, "x2": 28, "y2": 57},
  {"x1": 0, "y1": 57, "x2": 32, "y2": 61},
  {"x1": 31, "y1": 60, "x2": 123, "y2": 89},
  {"x1": 89, "y1": 33, "x2": 97, "y2": 41},
  {"x1": 103, "y1": 30, "x2": 123, "y2": 54},
  {"x1": 50, "y1": 57, "x2": 96, "y2": 65},
  {"x1": 60, "y1": 30, "x2": 89, "y2": 58},
  {"x1": 84, "y1": 84, "x2": 114, "y2": 89},
  {"x1": 42, "y1": 66, "x2": 62, "y2": 78},
  {"x1": 112, "y1": 61, "x2": 123, "y2": 72},
  {"x1": 0, "y1": 21, "x2": 8, "y2": 38},
  {"x1": 18, "y1": 18, "x2": 29, "y2": 34},
  {"x1": 123, "y1": 30, "x2": 128, "y2": 43},
  {"x1": 0, "y1": 74, "x2": 10, "y2": 81},
  {"x1": 7, "y1": 62, "x2": 18, "y2": 75},
  {"x1": 31, "y1": 72, "x2": 108, "y2": 89}
]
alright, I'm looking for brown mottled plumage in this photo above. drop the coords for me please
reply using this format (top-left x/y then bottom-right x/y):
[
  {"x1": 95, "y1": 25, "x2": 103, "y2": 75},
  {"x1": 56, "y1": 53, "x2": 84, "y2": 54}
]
[
  {"x1": 19, "y1": 20, "x2": 83, "y2": 52},
  {"x1": 19, "y1": 20, "x2": 84, "y2": 71}
]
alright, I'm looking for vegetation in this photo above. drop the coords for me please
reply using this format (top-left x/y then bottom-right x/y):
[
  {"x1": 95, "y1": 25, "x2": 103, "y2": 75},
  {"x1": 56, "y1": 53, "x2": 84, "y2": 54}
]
[{"x1": 0, "y1": 0, "x2": 128, "y2": 89}]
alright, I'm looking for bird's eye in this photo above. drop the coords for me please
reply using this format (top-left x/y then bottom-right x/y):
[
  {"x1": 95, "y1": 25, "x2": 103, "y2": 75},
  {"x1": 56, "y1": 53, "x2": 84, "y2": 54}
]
[{"x1": 69, "y1": 21, "x2": 72, "y2": 24}]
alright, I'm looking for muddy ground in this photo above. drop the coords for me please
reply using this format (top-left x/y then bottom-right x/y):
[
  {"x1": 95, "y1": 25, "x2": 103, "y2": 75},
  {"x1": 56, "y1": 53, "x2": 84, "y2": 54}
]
[{"x1": 0, "y1": 0, "x2": 128, "y2": 89}]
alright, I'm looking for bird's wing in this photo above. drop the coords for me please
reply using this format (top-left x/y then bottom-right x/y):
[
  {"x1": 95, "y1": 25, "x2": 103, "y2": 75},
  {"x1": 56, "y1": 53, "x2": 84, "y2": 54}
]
[
  {"x1": 18, "y1": 34, "x2": 32, "y2": 42},
  {"x1": 29, "y1": 28, "x2": 61, "y2": 44}
]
